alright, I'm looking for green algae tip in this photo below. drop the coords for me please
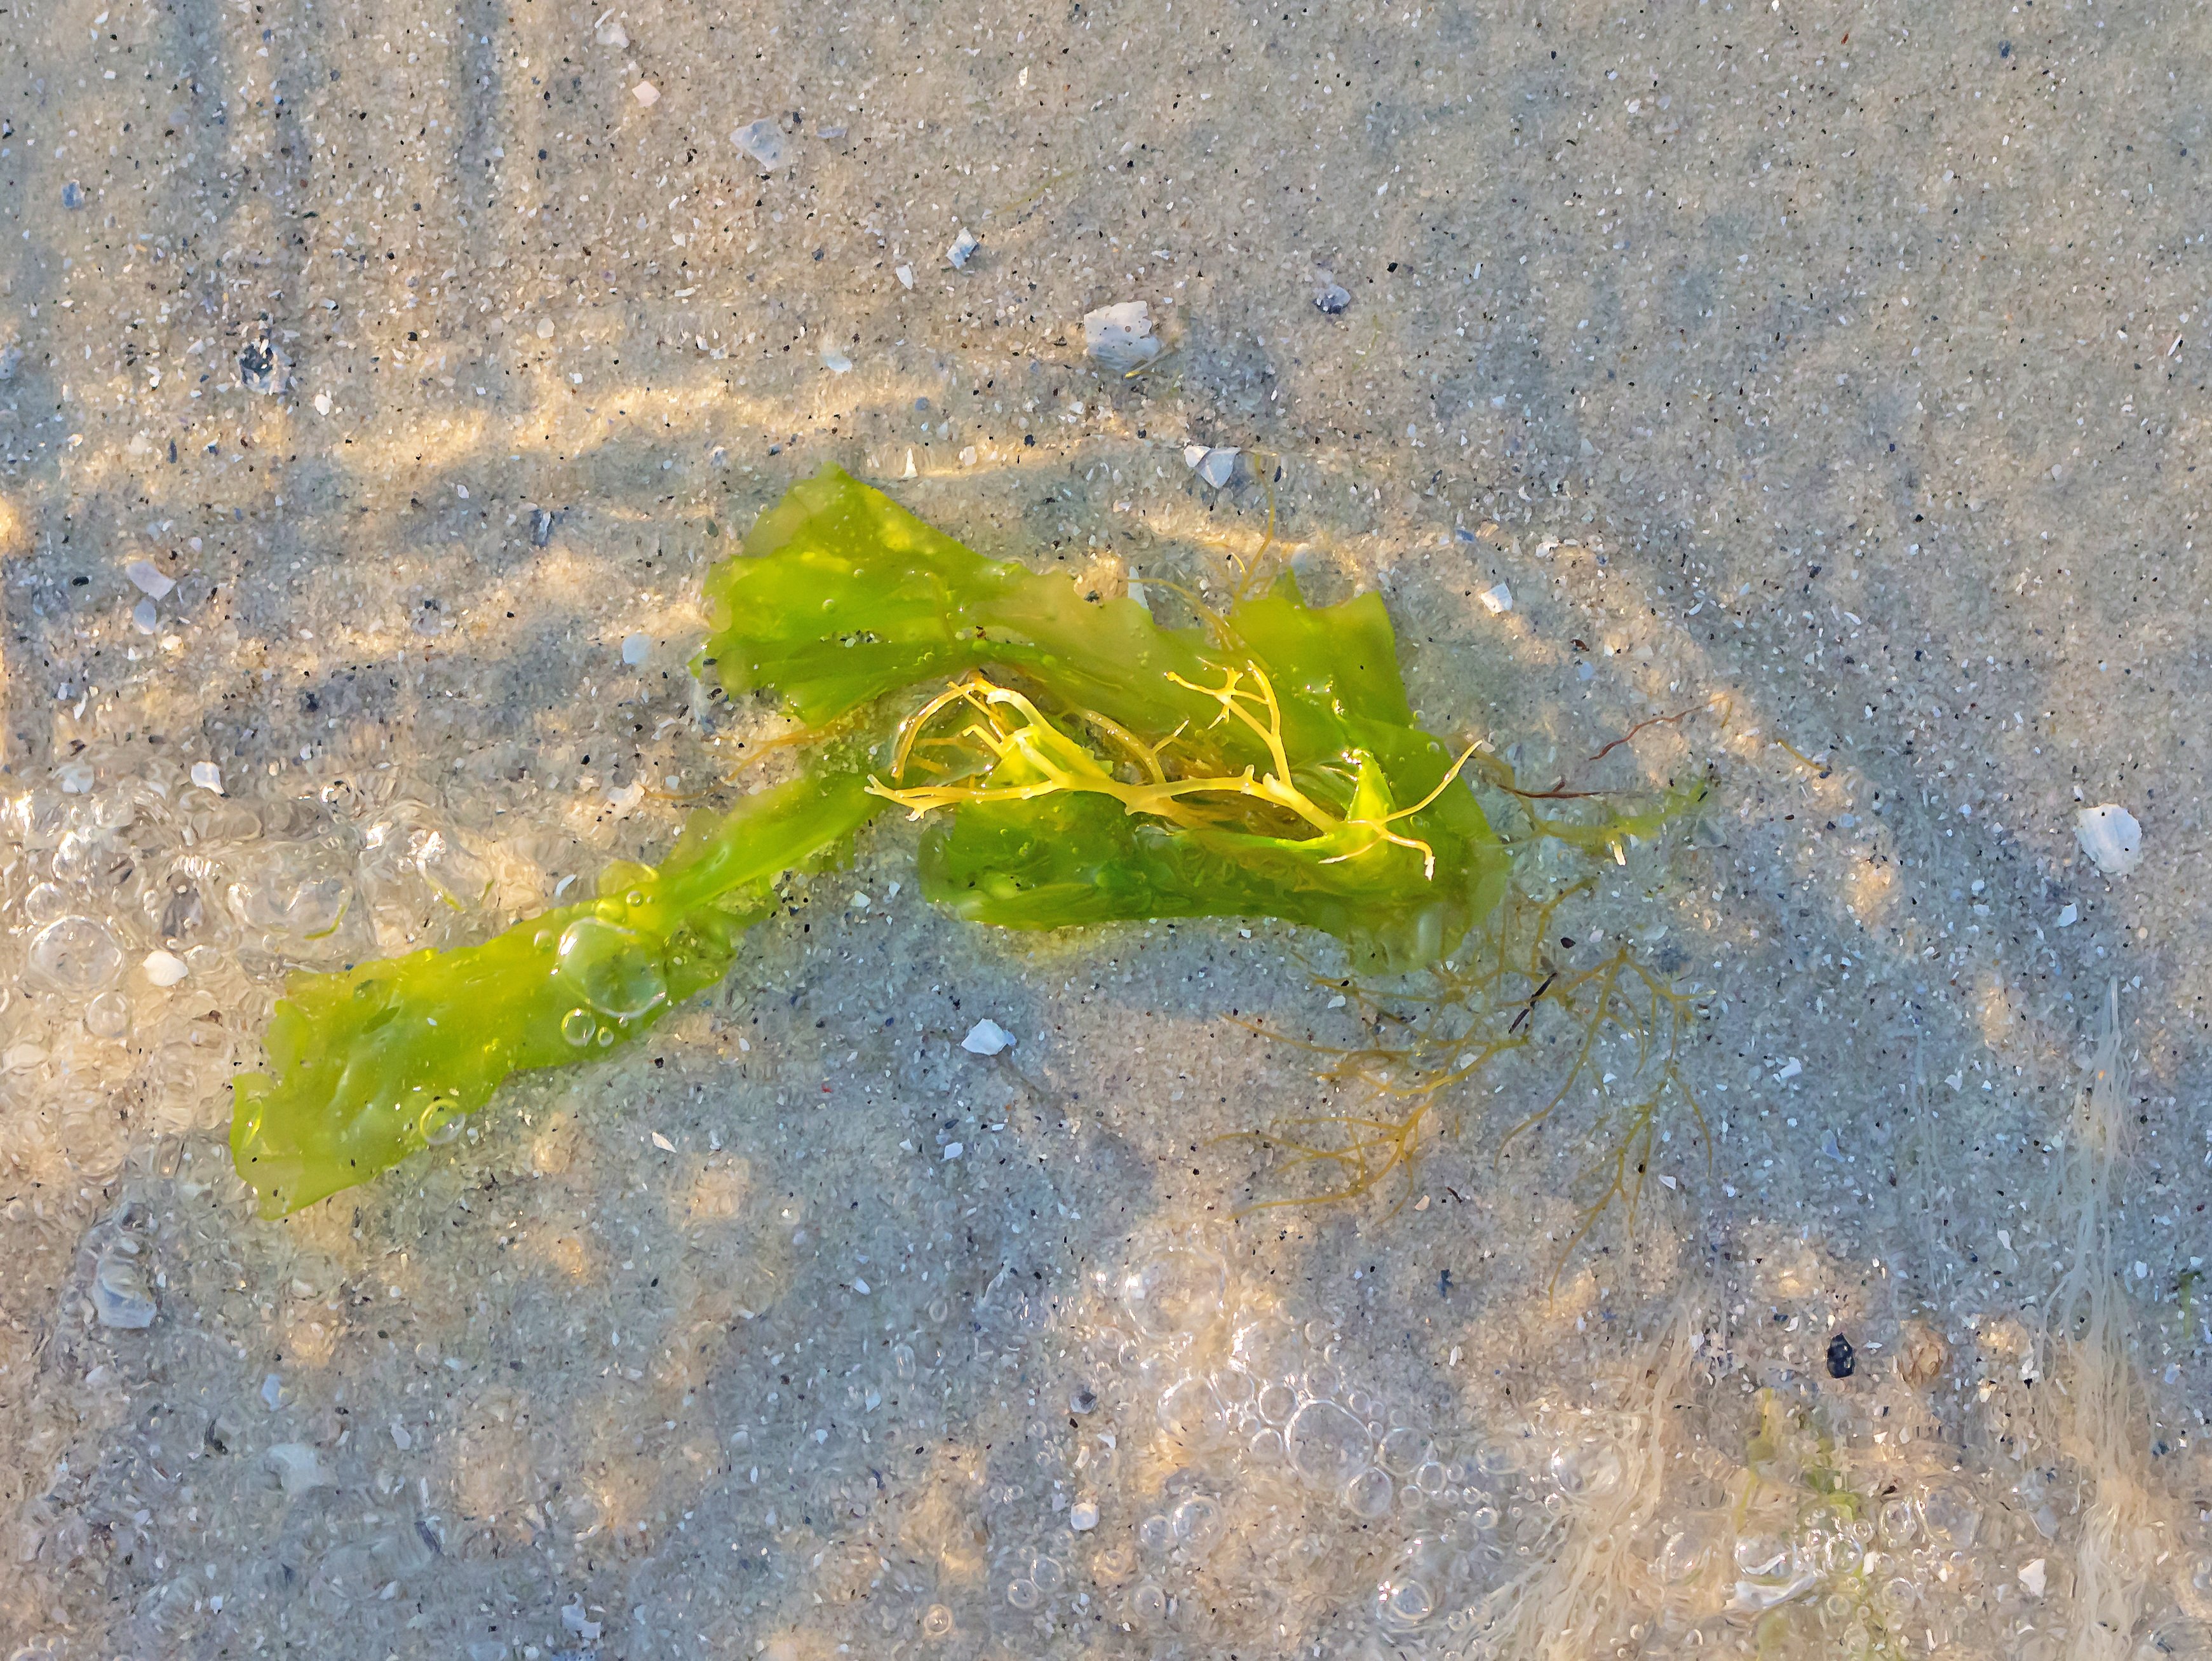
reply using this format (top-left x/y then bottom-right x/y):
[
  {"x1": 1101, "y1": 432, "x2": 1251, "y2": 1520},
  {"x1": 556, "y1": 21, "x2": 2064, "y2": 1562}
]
[{"x1": 231, "y1": 773, "x2": 879, "y2": 1217}]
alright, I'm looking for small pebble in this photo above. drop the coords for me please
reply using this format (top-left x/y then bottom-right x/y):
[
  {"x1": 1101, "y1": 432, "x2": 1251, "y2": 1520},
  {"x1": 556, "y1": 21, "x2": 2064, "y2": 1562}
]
[
  {"x1": 631, "y1": 80, "x2": 659, "y2": 107},
  {"x1": 190, "y1": 761, "x2": 224, "y2": 794},
  {"x1": 1478, "y1": 582, "x2": 1513, "y2": 616},
  {"x1": 895, "y1": 264, "x2": 915, "y2": 290},
  {"x1": 1826, "y1": 1333, "x2": 1855, "y2": 1379},
  {"x1": 593, "y1": 15, "x2": 628, "y2": 46},
  {"x1": 2056, "y1": 902, "x2": 2078, "y2": 928},
  {"x1": 142, "y1": 950, "x2": 189, "y2": 987},
  {"x1": 947, "y1": 227, "x2": 981, "y2": 269},
  {"x1": 621, "y1": 632, "x2": 651, "y2": 666},
  {"x1": 821, "y1": 348, "x2": 853, "y2": 374},
  {"x1": 1070, "y1": 1500, "x2": 1100, "y2": 1531},
  {"x1": 2018, "y1": 1558, "x2": 2047, "y2": 1597},
  {"x1": 1314, "y1": 278, "x2": 1351, "y2": 315},
  {"x1": 941, "y1": 1142, "x2": 963, "y2": 1161},
  {"x1": 132, "y1": 599, "x2": 158, "y2": 634},
  {"x1": 62, "y1": 180, "x2": 86, "y2": 210}
]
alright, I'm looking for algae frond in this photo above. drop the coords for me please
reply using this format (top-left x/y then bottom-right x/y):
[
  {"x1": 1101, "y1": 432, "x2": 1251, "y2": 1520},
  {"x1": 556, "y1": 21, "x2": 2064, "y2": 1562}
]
[
  {"x1": 701, "y1": 464, "x2": 1518, "y2": 970},
  {"x1": 231, "y1": 773, "x2": 880, "y2": 1216}
]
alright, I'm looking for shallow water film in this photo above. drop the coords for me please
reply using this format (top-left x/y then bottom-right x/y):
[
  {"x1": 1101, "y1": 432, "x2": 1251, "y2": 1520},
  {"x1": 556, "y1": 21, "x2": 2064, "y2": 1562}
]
[{"x1": 4, "y1": 1, "x2": 2211, "y2": 1658}]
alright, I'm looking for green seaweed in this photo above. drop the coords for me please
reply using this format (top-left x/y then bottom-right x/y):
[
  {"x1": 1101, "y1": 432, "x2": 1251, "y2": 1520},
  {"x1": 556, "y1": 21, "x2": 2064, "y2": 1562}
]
[
  {"x1": 700, "y1": 465, "x2": 1516, "y2": 970},
  {"x1": 230, "y1": 773, "x2": 880, "y2": 1216}
]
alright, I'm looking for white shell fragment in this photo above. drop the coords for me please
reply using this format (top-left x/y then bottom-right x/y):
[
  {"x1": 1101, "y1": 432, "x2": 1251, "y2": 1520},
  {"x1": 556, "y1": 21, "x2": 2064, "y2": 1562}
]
[
  {"x1": 125, "y1": 558, "x2": 175, "y2": 599},
  {"x1": 732, "y1": 119, "x2": 785, "y2": 169},
  {"x1": 2019, "y1": 1557, "x2": 2047, "y2": 1597},
  {"x1": 1083, "y1": 301, "x2": 1163, "y2": 374},
  {"x1": 1478, "y1": 582, "x2": 1513, "y2": 615},
  {"x1": 961, "y1": 1019, "x2": 1015, "y2": 1056},
  {"x1": 947, "y1": 227, "x2": 981, "y2": 269},
  {"x1": 189, "y1": 761, "x2": 224, "y2": 794},
  {"x1": 142, "y1": 949, "x2": 189, "y2": 987},
  {"x1": 2075, "y1": 804, "x2": 2142, "y2": 877},
  {"x1": 631, "y1": 81, "x2": 659, "y2": 107},
  {"x1": 1185, "y1": 445, "x2": 1238, "y2": 488},
  {"x1": 895, "y1": 264, "x2": 915, "y2": 290},
  {"x1": 621, "y1": 632, "x2": 651, "y2": 666}
]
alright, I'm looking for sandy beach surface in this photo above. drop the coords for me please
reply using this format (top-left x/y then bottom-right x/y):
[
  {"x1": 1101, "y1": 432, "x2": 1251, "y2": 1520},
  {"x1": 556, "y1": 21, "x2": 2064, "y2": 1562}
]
[{"x1": 2, "y1": 1, "x2": 2209, "y2": 1655}]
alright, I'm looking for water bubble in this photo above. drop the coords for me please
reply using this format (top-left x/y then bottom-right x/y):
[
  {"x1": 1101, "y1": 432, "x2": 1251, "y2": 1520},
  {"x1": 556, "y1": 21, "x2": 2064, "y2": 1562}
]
[
  {"x1": 1248, "y1": 1428, "x2": 1285, "y2": 1463},
  {"x1": 1136, "y1": 1514, "x2": 1173, "y2": 1555},
  {"x1": 1130, "y1": 1583, "x2": 1167, "y2": 1627},
  {"x1": 555, "y1": 916, "x2": 668, "y2": 1018},
  {"x1": 24, "y1": 881, "x2": 71, "y2": 926},
  {"x1": 1157, "y1": 1374, "x2": 1225, "y2": 1447},
  {"x1": 1378, "y1": 1573, "x2": 1435, "y2": 1631},
  {"x1": 418, "y1": 1101, "x2": 465, "y2": 1146},
  {"x1": 919, "y1": 1603, "x2": 954, "y2": 1637},
  {"x1": 1170, "y1": 1494, "x2": 1224, "y2": 1554},
  {"x1": 1231, "y1": 1315, "x2": 1301, "y2": 1378},
  {"x1": 1918, "y1": 1484, "x2": 1979, "y2": 1550},
  {"x1": 1345, "y1": 1467, "x2": 1394, "y2": 1519},
  {"x1": 91, "y1": 1242, "x2": 156, "y2": 1329},
  {"x1": 595, "y1": 1027, "x2": 614, "y2": 1046},
  {"x1": 1878, "y1": 1498, "x2": 1918, "y2": 1546},
  {"x1": 1287, "y1": 1399, "x2": 1372, "y2": 1488},
  {"x1": 1005, "y1": 1578, "x2": 1038, "y2": 1610},
  {"x1": 1415, "y1": 1460, "x2": 1447, "y2": 1495},
  {"x1": 1380, "y1": 1426, "x2": 1429, "y2": 1475},
  {"x1": 1121, "y1": 1245, "x2": 1225, "y2": 1340},
  {"x1": 1548, "y1": 1440, "x2": 1622, "y2": 1500},
  {"x1": 1031, "y1": 1554, "x2": 1066, "y2": 1592},
  {"x1": 29, "y1": 916, "x2": 123, "y2": 995},
  {"x1": 560, "y1": 1008, "x2": 595, "y2": 1047},
  {"x1": 1256, "y1": 1382, "x2": 1296, "y2": 1425},
  {"x1": 1655, "y1": 1522, "x2": 1713, "y2": 1583},
  {"x1": 84, "y1": 990, "x2": 131, "y2": 1039}
]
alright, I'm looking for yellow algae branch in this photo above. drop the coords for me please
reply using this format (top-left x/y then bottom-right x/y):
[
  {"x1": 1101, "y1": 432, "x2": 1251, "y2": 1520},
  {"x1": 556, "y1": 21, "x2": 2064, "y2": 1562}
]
[{"x1": 231, "y1": 773, "x2": 880, "y2": 1217}]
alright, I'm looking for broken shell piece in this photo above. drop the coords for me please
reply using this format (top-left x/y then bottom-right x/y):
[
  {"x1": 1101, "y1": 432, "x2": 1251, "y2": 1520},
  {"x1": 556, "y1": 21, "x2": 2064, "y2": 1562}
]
[
  {"x1": 962, "y1": 1019, "x2": 1014, "y2": 1056},
  {"x1": 593, "y1": 13, "x2": 628, "y2": 47},
  {"x1": 732, "y1": 119, "x2": 785, "y2": 169},
  {"x1": 947, "y1": 227, "x2": 981, "y2": 269},
  {"x1": 142, "y1": 949, "x2": 189, "y2": 987},
  {"x1": 1083, "y1": 301, "x2": 1163, "y2": 374},
  {"x1": 93, "y1": 1243, "x2": 157, "y2": 1329},
  {"x1": 895, "y1": 264, "x2": 915, "y2": 290},
  {"x1": 2075, "y1": 803, "x2": 2142, "y2": 877},
  {"x1": 189, "y1": 761, "x2": 224, "y2": 794},
  {"x1": 125, "y1": 558, "x2": 175, "y2": 600},
  {"x1": 631, "y1": 80, "x2": 659, "y2": 107},
  {"x1": 265, "y1": 1442, "x2": 331, "y2": 1497},
  {"x1": 1477, "y1": 582, "x2": 1513, "y2": 616},
  {"x1": 1184, "y1": 445, "x2": 1238, "y2": 489}
]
